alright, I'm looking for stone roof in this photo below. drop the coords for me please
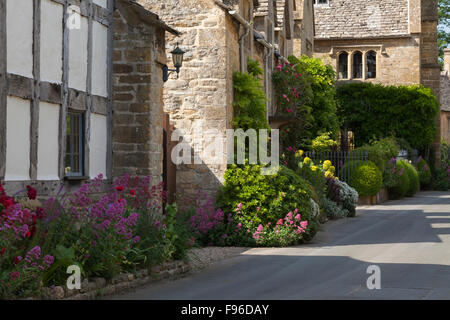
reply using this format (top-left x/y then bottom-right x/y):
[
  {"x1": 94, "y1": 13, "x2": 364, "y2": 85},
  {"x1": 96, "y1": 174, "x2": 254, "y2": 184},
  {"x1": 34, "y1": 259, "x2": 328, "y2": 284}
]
[{"x1": 314, "y1": 0, "x2": 409, "y2": 39}]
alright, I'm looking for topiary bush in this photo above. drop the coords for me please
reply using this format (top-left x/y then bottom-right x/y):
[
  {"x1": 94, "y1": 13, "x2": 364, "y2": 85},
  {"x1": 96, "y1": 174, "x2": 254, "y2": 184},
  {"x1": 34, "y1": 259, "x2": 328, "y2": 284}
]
[
  {"x1": 216, "y1": 164, "x2": 320, "y2": 243},
  {"x1": 341, "y1": 160, "x2": 382, "y2": 196},
  {"x1": 400, "y1": 160, "x2": 420, "y2": 197},
  {"x1": 387, "y1": 160, "x2": 410, "y2": 199}
]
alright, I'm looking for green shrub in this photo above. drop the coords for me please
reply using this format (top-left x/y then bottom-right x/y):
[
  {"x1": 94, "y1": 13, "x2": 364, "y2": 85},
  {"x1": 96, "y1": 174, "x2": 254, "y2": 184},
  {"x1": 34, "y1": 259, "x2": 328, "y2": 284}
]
[
  {"x1": 352, "y1": 145, "x2": 385, "y2": 173},
  {"x1": 311, "y1": 132, "x2": 338, "y2": 153},
  {"x1": 352, "y1": 138, "x2": 400, "y2": 173},
  {"x1": 433, "y1": 165, "x2": 450, "y2": 191},
  {"x1": 388, "y1": 160, "x2": 410, "y2": 199},
  {"x1": 416, "y1": 157, "x2": 432, "y2": 188},
  {"x1": 342, "y1": 160, "x2": 382, "y2": 196},
  {"x1": 216, "y1": 164, "x2": 320, "y2": 240},
  {"x1": 337, "y1": 82, "x2": 439, "y2": 151},
  {"x1": 232, "y1": 58, "x2": 269, "y2": 130},
  {"x1": 401, "y1": 160, "x2": 420, "y2": 196}
]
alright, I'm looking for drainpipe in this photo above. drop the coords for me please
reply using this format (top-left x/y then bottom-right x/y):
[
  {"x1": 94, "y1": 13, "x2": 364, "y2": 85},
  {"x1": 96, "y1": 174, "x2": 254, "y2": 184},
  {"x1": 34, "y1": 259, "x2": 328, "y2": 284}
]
[{"x1": 228, "y1": 10, "x2": 251, "y2": 72}]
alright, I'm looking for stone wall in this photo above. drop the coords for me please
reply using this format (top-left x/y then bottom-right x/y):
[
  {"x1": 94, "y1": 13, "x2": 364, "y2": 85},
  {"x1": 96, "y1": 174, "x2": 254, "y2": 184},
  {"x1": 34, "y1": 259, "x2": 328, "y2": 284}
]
[
  {"x1": 441, "y1": 49, "x2": 450, "y2": 143},
  {"x1": 314, "y1": 36, "x2": 421, "y2": 85},
  {"x1": 112, "y1": 7, "x2": 166, "y2": 185},
  {"x1": 314, "y1": 0, "x2": 409, "y2": 39},
  {"x1": 293, "y1": 0, "x2": 314, "y2": 56},
  {"x1": 139, "y1": 0, "x2": 232, "y2": 205}
]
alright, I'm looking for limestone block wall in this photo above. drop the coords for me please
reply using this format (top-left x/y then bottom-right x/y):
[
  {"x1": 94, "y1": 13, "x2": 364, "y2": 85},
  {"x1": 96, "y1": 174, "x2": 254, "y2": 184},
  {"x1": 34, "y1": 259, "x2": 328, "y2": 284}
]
[
  {"x1": 112, "y1": 8, "x2": 166, "y2": 184},
  {"x1": 139, "y1": 0, "x2": 233, "y2": 205},
  {"x1": 314, "y1": 37, "x2": 421, "y2": 85}
]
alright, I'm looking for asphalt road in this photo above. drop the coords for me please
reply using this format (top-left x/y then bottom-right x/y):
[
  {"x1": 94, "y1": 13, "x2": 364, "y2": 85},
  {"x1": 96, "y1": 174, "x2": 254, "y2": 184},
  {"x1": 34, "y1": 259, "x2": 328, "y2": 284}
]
[{"x1": 110, "y1": 191, "x2": 450, "y2": 300}]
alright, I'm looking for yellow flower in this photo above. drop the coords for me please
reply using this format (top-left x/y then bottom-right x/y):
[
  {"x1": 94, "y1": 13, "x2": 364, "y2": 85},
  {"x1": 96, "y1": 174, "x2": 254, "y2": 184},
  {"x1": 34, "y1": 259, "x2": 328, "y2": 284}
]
[
  {"x1": 323, "y1": 160, "x2": 332, "y2": 171},
  {"x1": 303, "y1": 157, "x2": 312, "y2": 165},
  {"x1": 329, "y1": 166, "x2": 335, "y2": 174},
  {"x1": 311, "y1": 166, "x2": 318, "y2": 172},
  {"x1": 295, "y1": 150, "x2": 304, "y2": 158},
  {"x1": 324, "y1": 170, "x2": 334, "y2": 178}
]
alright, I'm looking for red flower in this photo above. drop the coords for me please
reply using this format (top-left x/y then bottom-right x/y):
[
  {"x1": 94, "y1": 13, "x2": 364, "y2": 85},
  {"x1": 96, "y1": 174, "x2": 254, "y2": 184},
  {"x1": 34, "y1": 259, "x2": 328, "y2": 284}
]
[
  {"x1": 14, "y1": 256, "x2": 22, "y2": 264},
  {"x1": 26, "y1": 185, "x2": 37, "y2": 200},
  {"x1": 115, "y1": 185, "x2": 124, "y2": 192},
  {"x1": 118, "y1": 198, "x2": 125, "y2": 203},
  {"x1": 0, "y1": 248, "x2": 6, "y2": 256},
  {"x1": 9, "y1": 271, "x2": 19, "y2": 281},
  {"x1": 25, "y1": 231, "x2": 31, "y2": 238},
  {"x1": 129, "y1": 189, "x2": 135, "y2": 196}
]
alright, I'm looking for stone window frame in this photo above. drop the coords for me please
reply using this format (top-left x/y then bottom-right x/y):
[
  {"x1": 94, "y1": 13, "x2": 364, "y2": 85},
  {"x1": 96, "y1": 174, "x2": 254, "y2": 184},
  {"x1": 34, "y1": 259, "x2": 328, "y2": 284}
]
[
  {"x1": 334, "y1": 47, "x2": 381, "y2": 81},
  {"x1": 313, "y1": 0, "x2": 330, "y2": 6},
  {"x1": 337, "y1": 51, "x2": 349, "y2": 80},
  {"x1": 366, "y1": 50, "x2": 377, "y2": 79},
  {"x1": 352, "y1": 51, "x2": 363, "y2": 79}
]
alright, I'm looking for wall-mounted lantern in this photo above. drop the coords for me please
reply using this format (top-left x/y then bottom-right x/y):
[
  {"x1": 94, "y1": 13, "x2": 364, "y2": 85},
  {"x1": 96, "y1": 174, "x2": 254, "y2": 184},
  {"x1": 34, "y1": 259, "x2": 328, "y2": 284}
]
[{"x1": 163, "y1": 43, "x2": 185, "y2": 82}]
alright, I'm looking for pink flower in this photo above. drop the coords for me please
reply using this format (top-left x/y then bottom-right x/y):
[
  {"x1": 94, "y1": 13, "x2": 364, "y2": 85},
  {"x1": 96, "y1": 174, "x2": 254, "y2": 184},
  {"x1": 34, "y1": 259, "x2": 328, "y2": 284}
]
[
  {"x1": 300, "y1": 221, "x2": 308, "y2": 229},
  {"x1": 257, "y1": 224, "x2": 264, "y2": 232},
  {"x1": 295, "y1": 214, "x2": 301, "y2": 221},
  {"x1": 276, "y1": 219, "x2": 283, "y2": 225}
]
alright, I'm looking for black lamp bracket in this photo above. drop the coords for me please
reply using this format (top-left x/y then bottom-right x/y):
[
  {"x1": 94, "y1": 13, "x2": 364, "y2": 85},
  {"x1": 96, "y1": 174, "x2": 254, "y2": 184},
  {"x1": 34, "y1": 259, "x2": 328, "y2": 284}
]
[{"x1": 163, "y1": 65, "x2": 180, "y2": 82}]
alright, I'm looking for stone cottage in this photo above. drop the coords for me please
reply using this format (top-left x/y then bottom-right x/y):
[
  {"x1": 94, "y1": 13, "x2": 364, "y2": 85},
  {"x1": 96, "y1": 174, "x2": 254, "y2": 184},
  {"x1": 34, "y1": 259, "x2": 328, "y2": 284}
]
[
  {"x1": 313, "y1": 0, "x2": 442, "y2": 159},
  {"x1": 441, "y1": 49, "x2": 450, "y2": 143},
  {"x1": 139, "y1": 0, "x2": 315, "y2": 205},
  {"x1": 0, "y1": 0, "x2": 178, "y2": 197}
]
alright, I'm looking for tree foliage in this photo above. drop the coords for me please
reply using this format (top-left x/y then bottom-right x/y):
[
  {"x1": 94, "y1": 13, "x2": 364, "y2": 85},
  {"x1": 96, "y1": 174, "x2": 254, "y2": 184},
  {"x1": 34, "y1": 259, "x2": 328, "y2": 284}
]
[
  {"x1": 439, "y1": 0, "x2": 450, "y2": 64},
  {"x1": 277, "y1": 55, "x2": 339, "y2": 152}
]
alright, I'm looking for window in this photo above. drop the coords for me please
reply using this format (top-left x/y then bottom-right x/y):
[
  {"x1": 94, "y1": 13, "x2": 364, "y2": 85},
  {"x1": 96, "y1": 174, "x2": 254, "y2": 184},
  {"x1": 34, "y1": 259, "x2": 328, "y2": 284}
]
[
  {"x1": 366, "y1": 51, "x2": 377, "y2": 79},
  {"x1": 314, "y1": 0, "x2": 329, "y2": 4},
  {"x1": 65, "y1": 112, "x2": 84, "y2": 176},
  {"x1": 352, "y1": 51, "x2": 363, "y2": 79},
  {"x1": 338, "y1": 52, "x2": 348, "y2": 79}
]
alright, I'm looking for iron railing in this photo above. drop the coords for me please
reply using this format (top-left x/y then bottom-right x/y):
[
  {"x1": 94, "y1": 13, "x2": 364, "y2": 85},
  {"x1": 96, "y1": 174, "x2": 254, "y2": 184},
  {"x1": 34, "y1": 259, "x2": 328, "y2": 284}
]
[{"x1": 303, "y1": 150, "x2": 369, "y2": 184}]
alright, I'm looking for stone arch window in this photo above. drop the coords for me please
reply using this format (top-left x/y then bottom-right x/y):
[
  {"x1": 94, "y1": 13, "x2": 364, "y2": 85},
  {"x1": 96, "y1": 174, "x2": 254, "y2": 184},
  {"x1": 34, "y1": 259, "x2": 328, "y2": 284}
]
[
  {"x1": 338, "y1": 51, "x2": 349, "y2": 79},
  {"x1": 366, "y1": 50, "x2": 377, "y2": 79},
  {"x1": 352, "y1": 51, "x2": 363, "y2": 79}
]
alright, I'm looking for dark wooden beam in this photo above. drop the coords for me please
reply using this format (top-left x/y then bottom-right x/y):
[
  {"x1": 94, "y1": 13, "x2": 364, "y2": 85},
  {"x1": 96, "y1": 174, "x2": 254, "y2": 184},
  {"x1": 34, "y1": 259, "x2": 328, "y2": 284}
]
[
  {"x1": 30, "y1": 0, "x2": 42, "y2": 180},
  {"x1": 0, "y1": 0, "x2": 7, "y2": 180}
]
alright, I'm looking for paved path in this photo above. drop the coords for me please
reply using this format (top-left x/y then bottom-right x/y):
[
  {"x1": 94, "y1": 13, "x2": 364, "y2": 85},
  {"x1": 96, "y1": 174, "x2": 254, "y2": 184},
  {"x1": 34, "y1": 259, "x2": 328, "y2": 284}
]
[{"x1": 110, "y1": 191, "x2": 450, "y2": 300}]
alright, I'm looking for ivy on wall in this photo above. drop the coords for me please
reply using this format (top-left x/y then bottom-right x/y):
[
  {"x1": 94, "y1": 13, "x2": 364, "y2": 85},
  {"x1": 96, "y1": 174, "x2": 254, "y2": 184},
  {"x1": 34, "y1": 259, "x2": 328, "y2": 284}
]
[{"x1": 336, "y1": 83, "x2": 439, "y2": 152}]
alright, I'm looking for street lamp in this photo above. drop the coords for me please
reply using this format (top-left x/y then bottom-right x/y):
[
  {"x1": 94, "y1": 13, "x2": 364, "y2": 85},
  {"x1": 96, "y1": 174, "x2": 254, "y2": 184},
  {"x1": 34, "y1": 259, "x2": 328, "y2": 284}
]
[{"x1": 163, "y1": 43, "x2": 185, "y2": 82}]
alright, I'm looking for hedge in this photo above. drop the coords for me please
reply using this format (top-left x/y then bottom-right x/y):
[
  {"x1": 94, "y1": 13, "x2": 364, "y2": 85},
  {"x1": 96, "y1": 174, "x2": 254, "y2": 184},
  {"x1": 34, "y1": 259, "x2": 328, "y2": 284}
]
[{"x1": 337, "y1": 83, "x2": 439, "y2": 150}]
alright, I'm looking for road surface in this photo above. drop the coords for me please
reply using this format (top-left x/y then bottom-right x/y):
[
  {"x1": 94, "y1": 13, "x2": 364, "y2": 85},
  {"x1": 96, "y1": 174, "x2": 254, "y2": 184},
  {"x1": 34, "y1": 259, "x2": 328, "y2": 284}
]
[{"x1": 110, "y1": 191, "x2": 450, "y2": 300}]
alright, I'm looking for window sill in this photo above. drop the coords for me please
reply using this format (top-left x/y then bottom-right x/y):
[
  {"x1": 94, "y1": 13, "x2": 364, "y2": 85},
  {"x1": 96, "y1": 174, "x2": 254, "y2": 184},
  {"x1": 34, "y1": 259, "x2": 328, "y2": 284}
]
[{"x1": 64, "y1": 175, "x2": 90, "y2": 181}]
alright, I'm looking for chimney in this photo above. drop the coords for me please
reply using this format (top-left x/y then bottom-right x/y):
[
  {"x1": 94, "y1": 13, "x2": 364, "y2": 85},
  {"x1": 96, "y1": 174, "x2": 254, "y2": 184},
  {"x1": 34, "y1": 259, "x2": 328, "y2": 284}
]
[{"x1": 444, "y1": 48, "x2": 450, "y2": 74}]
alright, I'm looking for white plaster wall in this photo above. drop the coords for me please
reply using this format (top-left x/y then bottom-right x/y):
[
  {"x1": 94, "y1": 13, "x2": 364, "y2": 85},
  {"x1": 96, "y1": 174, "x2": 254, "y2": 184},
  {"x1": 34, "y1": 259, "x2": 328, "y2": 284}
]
[
  {"x1": 37, "y1": 102, "x2": 60, "y2": 180},
  {"x1": 5, "y1": 96, "x2": 31, "y2": 181},
  {"x1": 7, "y1": 0, "x2": 33, "y2": 78},
  {"x1": 68, "y1": 17, "x2": 88, "y2": 92},
  {"x1": 40, "y1": 0, "x2": 63, "y2": 84},
  {"x1": 89, "y1": 113, "x2": 107, "y2": 179},
  {"x1": 93, "y1": 0, "x2": 108, "y2": 8},
  {"x1": 92, "y1": 22, "x2": 108, "y2": 97}
]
